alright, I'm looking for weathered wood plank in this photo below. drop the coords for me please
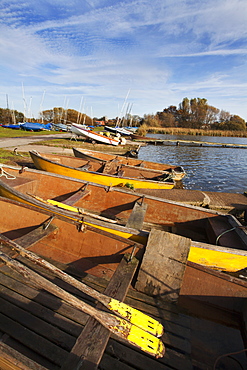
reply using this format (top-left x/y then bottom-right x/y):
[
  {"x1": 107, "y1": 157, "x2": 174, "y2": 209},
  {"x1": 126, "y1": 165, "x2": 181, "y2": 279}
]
[
  {"x1": 102, "y1": 159, "x2": 119, "y2": 174},
  {"x1": 125, "y1": 198, "x2": 148, "y2": 230},
  {"x1": 0, "y1": 297, "x2": 76, "y2": 351},
  {"x1": 62, "y1": 255, "x2": 139, "y2": 370},
  {"x1": 241, "y1": 299, "x2": 247, "y2": 348},
  {"x1": 0, "y1": 313, "x2": 68, "y2": 367},
  {"x1": 0, "y1": 281, "x2": 82, "y2": 337},
  {"x1": 104, "y1": 338, "x2": 192, "y2": 370},
  {"x1": 62, "y1": 186, "x2": 91, "y2": 206},
  {"x1": 0, "y1": 341, "x2": 46, "y2": 370},
  {"x1": 0, "y1": 225, "x2": 56, "y2": 266},
  {"x1": 135, "y1": 230, "x2": 190, "y2": 302},
  {"x1": 0, "y1": 268, "x2": 89, "y2": 328},
  {"x1": 14, "y1": 224, "x2": 57, "y2": 248}
]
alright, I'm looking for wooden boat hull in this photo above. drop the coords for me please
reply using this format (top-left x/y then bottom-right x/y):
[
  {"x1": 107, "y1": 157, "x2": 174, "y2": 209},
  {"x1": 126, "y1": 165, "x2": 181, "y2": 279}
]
[
  {"x1": 0, "y1": 164, "x2": 247, "y2": 272},
  {"x1": 72, "y1": 147, "x2": 186, "y2": 181},
  {"x1": 130, "y1": 133, "x2": 157, "y2": 141},
  {"x1": 29, "y1": 150, "x2": 175, "y2": 190},
  {"x1": 0, "y1": 196, "x2": 246, "y2": 294},
  {"x1": 71, "y1": 124, "x2": 120, "y2": 146}
]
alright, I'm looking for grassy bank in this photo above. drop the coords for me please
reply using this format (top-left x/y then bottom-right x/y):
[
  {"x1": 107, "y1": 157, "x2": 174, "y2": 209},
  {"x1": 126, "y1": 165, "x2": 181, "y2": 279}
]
[
  {"x1": 0, "y1": 148, "x2": 30, "y2": 165},
  {"x1": 146, "y1": 127, "x2": 247, "y2": 137},
  {"x1": 0, "y1": 127, "x2": 63, "y2": 138}
]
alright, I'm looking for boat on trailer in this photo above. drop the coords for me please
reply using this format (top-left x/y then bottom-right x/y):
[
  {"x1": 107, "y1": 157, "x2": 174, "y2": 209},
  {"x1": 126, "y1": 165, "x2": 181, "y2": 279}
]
[
  {"x1": 29, "y1": 150, "x2": 175, "y2": 190},
  {"x1": 0, "y1": 196, "x2": 247, "y2": 369},
  {"x1": 72, "y1": 147, "x2": 186, "y2": 182},
  {"x1": 0, "y1": 164, "x2": 247, "y2": 272}
]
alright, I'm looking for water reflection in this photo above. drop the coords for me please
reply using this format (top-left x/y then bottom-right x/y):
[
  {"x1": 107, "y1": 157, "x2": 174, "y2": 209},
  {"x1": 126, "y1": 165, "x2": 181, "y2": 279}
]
[{"x1": 138, "y1": 135, "x2": 247, "y2": 193}]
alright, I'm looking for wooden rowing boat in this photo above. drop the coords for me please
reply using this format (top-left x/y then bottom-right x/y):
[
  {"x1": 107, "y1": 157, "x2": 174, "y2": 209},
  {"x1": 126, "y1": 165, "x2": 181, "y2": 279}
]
[
  {"x1": 72, "y1": 147, "x2": 186, "y2": 181},
  {"x1": 0, "y1": 197, "x2": 247, "y2": 369},
  {"x1": 130, "y1": 133, "x2": 158, "y2": 141},
  {"x1": 0, "y1": 164, "x2": 247, "y2": 272},
  {"x1": 29, "y1": 150, "x2": 175, "y2": 190}
]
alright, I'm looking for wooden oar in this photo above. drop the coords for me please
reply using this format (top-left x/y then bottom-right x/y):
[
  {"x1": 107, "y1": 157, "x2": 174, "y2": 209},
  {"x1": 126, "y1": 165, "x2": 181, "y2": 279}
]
[
  {"x1": 0, "y1": 235, "x2": 163, "y2": 338},
  {"x1": 0, "y1": 251, "x2": 165, "y2": 358}
]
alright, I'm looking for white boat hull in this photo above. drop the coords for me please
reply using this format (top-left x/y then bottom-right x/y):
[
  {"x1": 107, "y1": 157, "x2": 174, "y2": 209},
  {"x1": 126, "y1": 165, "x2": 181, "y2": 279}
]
[{"x1": 71, "y1": 124, "x2": 120, "y2": 146}]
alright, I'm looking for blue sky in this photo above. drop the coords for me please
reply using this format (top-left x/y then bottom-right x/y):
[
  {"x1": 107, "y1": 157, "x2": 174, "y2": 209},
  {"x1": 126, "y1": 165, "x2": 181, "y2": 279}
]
[{"x1": 0, "y1": 0, "x2": 246, "y2": 120}]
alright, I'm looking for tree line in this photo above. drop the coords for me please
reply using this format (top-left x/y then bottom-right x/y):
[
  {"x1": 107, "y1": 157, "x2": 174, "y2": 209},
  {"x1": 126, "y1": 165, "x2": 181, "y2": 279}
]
[
  {"x1": 141, "y1": 98, "x2": 246, "y2": 131},
  {"x1": 0, "y1": 97, "x2": 246, "y2": 131}
]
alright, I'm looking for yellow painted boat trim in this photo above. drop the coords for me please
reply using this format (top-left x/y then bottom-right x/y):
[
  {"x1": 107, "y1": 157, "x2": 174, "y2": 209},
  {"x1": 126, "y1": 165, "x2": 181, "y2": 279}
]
[{"x1": 188, "y1": 246, "x2": 247, "y2": 272}]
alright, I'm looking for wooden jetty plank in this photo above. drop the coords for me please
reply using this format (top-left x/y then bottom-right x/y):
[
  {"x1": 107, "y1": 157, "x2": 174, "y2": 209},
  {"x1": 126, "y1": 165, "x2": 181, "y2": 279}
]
[
  {"x1": 61, "y1": 254, "x2": 139, "y2": 370},
  {"x1": 0, "y1": 265, "x2": 194, "y2": 370},
  {"x1": 0, "y1": 297, "x2": 76, "y2": 351},
  {"x1": 0, "y1": 281, "x2": 82, "y2": 337},
  {"x1": 125, "y1": 198, "x2": 148, "y2": 230},
  {"x1": 0, "y1": 268, "x2": 89, "y2": 329},
  {"x1": 135, "y1": 230, "x2": 190, "y2": 302},
  {"x1": 132, "y1": 137, "x2": 247, "y2": 149},
  {"x1": 99, "y1": 353, "x2": 134, "y2": 370},
  {"x1": 0, "y1": 341, "x2": 46, "y2": 370},
  {"x1": 104, "y1": 338, "x2": 192, "y2": 370},
  {"x1": 0, "y1": 313, "x2": 68, "y2": 367},
  {"x1": 242, "y1": 299, "x2": 247, "y2": 348},
  {"x1": 29, "y1": 254, "x2": 192, "y2": 330}
]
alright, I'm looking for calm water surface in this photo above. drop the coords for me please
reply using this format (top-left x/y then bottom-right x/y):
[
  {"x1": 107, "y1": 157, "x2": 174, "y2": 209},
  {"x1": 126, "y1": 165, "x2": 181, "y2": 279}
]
[{"x1": 138, "y1": 134, "x2": 247, "y2": 193}]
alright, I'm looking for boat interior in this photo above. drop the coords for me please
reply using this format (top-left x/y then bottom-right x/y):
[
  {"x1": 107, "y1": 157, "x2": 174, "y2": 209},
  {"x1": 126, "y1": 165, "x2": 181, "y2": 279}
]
[{"x1": 1, "y1": 166, "x2": 247, "y2": 251}]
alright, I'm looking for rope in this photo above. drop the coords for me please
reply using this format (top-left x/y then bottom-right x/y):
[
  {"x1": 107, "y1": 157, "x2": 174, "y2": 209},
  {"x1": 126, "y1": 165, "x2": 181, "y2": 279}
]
[
  {"x1": 0, "y1": 165, "x2": 16, "y2": 180},
  {"x1": 214, "y1": 348, "x2": 247, "y2": 369},
  {"x1": 216, "y1": 225, "x2": 247, "y2": 245}
]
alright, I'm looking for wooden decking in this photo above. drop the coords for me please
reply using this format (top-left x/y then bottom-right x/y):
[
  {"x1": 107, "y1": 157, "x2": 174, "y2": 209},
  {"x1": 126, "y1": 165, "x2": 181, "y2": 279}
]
[
  {"x1": 131, "y1": 138, "x2": 247, "y2": 149},
  {"x1": 0, "y1": 257, "x2": 193, "y2": 370},
  {"x1": 1, "y1": 252, "x2": 247, "y2": 369}
]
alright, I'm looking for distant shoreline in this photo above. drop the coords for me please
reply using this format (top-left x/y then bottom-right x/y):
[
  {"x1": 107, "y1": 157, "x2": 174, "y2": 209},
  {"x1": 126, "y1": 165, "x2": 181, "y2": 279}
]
[{"x1": 145, "y1": 127, "x2": 247, "y2": 138}]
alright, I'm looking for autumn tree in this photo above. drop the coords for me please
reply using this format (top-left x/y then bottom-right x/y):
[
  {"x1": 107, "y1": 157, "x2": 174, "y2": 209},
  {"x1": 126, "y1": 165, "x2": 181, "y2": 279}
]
[
  {"x1": 141, "y1": 114, "x2": 160, "y2": 127},
  {"x1": 157, "y1": 112, "x2": 176, "y2": 127},
  {"x1": 0, "y1": 108, "x2": 24, "y2": 124},
  {"x1": 177, "y1": 98, "x2": 191, "y2": 127}
]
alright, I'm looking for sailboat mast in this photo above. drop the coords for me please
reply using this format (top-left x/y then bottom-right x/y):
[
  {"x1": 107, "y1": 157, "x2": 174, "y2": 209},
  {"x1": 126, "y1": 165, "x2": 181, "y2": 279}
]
[{"x1": 116, "y1": 89, "x2": 130, "y2": 127}]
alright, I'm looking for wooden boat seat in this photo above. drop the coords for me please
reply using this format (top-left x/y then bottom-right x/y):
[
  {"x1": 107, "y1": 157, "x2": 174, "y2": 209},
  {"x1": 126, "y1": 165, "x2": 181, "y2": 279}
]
[
  {"x1": 78, "y1": 161, "x2": 92, "y2": 171},
  {"x1": 61, "y1": 253, "x2": 139, "y2": 369},
  {"x1": 102, "y1": 159, "x2": 119, "y2": 174},
  {"x1": 0, "y1": 176, "x2": 38, "y2": 190},
  {"x1": 62, "y1": 186, "x2": 91, "y2": 206},
  {"x1": 0, "y1": 222, "x2": 57, "y2": 266},
  {"x1": 126, "y1": 198, "x2": 148, "y2": 230}
]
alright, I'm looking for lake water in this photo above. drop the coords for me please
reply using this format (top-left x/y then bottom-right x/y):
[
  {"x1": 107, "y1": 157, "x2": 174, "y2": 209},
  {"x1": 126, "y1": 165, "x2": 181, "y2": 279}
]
[{"x1": 138, "y1": 134, "x2": 247, "y2": 194}]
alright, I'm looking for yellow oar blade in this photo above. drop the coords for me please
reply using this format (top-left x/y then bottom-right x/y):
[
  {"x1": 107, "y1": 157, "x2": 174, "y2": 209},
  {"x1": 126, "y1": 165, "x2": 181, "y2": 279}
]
[
  {"x1": 108, "y1": 298, "x2": 164, "y2": 337},
  {"x1": 110, "y1": 315, "x2": 165, "y2": 358}
]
